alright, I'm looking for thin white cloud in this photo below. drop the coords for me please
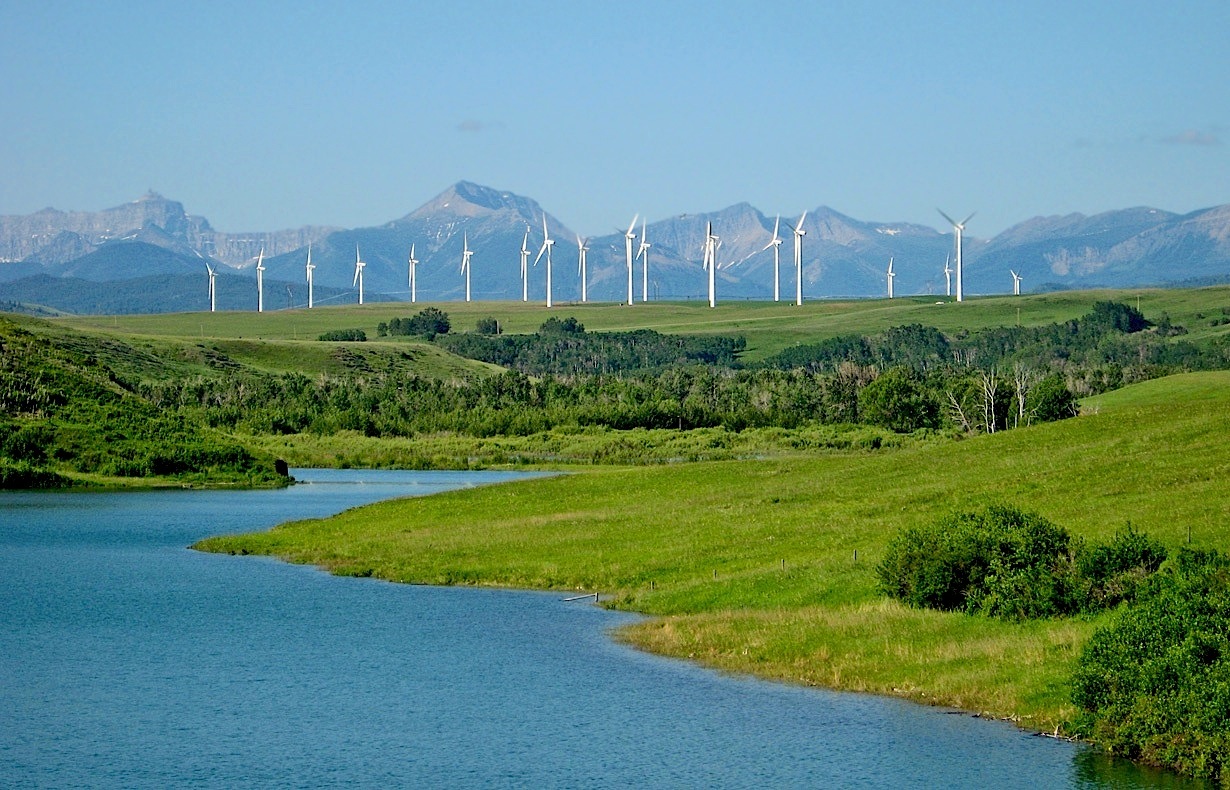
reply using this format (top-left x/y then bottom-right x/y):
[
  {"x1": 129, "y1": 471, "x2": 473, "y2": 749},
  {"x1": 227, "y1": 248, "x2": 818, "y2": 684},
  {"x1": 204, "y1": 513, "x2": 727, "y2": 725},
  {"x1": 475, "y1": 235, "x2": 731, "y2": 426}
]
[{"x1": 1160, "y1": 129, "x2": 1221, "y2": 146}]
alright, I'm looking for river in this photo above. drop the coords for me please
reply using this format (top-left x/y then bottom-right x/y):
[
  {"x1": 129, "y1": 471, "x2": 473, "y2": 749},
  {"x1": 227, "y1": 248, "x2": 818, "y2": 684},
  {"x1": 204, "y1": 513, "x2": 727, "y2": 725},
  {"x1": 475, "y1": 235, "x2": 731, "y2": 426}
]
[{"x1": 0, "y1": 469, "x2": 1193, "y2": 787}]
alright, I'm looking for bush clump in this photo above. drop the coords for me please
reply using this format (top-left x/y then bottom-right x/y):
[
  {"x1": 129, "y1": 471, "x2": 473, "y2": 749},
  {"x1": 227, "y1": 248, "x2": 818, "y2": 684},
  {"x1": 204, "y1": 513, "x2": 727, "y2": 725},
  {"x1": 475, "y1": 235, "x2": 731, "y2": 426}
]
[
  {"x1": 1071, "y1": 548, "x2": 1230, "y2": 784},
  {"x1": 877, "y1": 506, "x2": 1167, "y2": 620},
  {"x1": 317, "y1": 329, "x2": 367, "y2": 342}
]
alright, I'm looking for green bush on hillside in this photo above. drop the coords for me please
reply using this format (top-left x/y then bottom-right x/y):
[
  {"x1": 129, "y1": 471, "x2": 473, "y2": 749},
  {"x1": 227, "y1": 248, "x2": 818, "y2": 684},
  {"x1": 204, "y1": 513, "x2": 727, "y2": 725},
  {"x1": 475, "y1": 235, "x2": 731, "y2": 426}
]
[
  {"x1": 1071, "y1": 548, "x2": 1230, "y2": 784},
  {"x1": 317, "y1": 328, "x2": 367, "y2": 342},
  {"x1": 877, "y1": 507, "x2": 1167, "y2": 620}
]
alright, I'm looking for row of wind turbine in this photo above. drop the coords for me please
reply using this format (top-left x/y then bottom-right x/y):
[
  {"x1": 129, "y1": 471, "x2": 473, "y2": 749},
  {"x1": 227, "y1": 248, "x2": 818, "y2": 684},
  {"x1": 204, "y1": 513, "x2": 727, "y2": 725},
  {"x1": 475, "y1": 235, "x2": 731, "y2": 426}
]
[{"x1": 226, "y1": 208, "x2": 984, "y2": 312}]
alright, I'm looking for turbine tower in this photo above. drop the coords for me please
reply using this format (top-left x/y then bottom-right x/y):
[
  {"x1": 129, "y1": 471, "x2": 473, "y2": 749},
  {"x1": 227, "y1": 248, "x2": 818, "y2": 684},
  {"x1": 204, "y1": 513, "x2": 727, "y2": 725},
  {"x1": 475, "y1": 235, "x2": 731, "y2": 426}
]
[
  {"x1": 943, "y1": 253, "x2": 952, "y2": 298},
  {"x1": 206, "y1": 263, "x2": 217, "y2": 312},
  {"x1": 623, "y1": 214, "x2": 638, "y2": 306},
  {"x1": 763, "y1": 215, "x2": 783, "y2": 302},
  {"x1": 637, "y1": 218, "x2": 651, "y2": 302},
  {"x1": 938, "y1": 209, "x2": 975, "y2": 302},
  {"x1": 461, "y1": 232, "x2": 473, "y2": 302},
  {"x1": 887, "y1": 257, "x2": 895, "y2": 299},
  {"x1": 305, "y1": 245, "x2": 315, "y2": 309},
  {"x1": 534, "y1": 216, "x2": 554, "y2": 308},
  {"x1": 519, "y1": 227, "x2": 531, "y2": 302},
  {"x1": 703, "y1": 221, "x2": 719, "y2": 308},
  {"x1": 577, "y1": 234, "x2": 589, "y2": 303},
  {"x1": 787, "y1": 212, "x2": 807, "y2": 306},
  {"x1": 255, "y1": 248, "x2": 266, "y2": 312},
  {"x1": 1011, "y1": 269, "x2": 1022, "y2": 296},
  {"x1": 352, "y1": 245, "x2": 366, "y2": 305},
  {"x1": 408, "y1": 244, "x2": 419, "y2": 303}
]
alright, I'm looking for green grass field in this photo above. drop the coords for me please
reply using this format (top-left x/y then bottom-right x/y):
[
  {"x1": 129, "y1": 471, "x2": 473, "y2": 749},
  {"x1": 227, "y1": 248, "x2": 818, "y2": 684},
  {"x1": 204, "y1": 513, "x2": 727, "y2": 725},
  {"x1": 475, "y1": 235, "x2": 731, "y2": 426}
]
[
  {"x1": 196, "y1": 369, "x2": 1230, "y2": 732},
  {"x1": 56, "y1": 285, "x2": 1230, "y2": 362}
]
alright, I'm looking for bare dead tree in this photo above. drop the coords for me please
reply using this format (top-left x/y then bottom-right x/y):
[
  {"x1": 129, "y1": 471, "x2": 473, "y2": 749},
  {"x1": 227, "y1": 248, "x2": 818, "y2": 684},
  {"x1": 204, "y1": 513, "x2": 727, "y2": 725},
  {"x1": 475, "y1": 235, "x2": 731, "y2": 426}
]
[
  {"x1": 1012, "y1": 363, "x2": 1035, "y2": 428},
  {"x1": 946, "y1": 389, "x2": 973, "y2": 433},
  {"x1": 980, "y1": 368, "x2": 1000, "y2": 433}
]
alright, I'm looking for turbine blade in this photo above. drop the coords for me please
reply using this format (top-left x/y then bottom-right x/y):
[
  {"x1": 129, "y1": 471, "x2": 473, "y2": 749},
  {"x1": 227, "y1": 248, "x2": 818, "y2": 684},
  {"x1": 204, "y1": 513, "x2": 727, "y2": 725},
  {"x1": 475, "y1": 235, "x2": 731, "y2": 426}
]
[
  {"x1": 627, "y1": 214, "x2": 639, "y2": 234},
  {"x1": 534, "y1": 243, "x2": 547, "y2": 266},
  {"x1": 937, "y1": 208, "x2": 957, "y2": 227},
  {"x1": 961, "y1": 211, "x2": 976, "y2": 226}
]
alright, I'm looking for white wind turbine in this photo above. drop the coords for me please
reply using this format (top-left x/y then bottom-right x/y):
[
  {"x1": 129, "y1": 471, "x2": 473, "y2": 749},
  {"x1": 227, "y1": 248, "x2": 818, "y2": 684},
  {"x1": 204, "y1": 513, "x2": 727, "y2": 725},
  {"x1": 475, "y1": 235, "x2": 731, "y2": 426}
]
[
  {"x1": 938, "y1": 209, "x2": 975, "y2": 302},
  {"x1": 352, "y1": 245, "x2": 366, "y2": 305},
  {"x1": 408, "y1": 244, "x2": 419, "y2": 303},
  {"x1": 943, "y1": 253, "x2": 953, "y2": 298},
  {"x1": 637, "y1": 218, "x2": 651, "y2": 302},
  {"x1": 206, "y1": 263, "x2": 217, "y2": 312},
  {"x1": 703, "y1": 221, "x2": 720, "y2": 308},
  {"x1": 764, "y1": 215, "x2": 783, "y2": 302},
  {"x1": 460, "y1": 232, "x2": 473, "y2": 302},
  {"x1": 519, "y1": 227, "x2": 531, "y2": 302},
  {"x1": 1011, "y1": 269, "x2": 1022, "y2": 296},
  {"x1": 305, "y1": 245, "x2": 315, "y2": 309},
  {"x1": 623, "y1": 214, "x2": 638, "y2": 306},
  {"x1": 786, "y1": 211, "x2": 807, "y2": 306},
  {"x1": 255, "y1": 247, "x2": 266, "y2": 312},
  {"x1": 534, "y1": 216, "x2": 555, "y2": 308},
  {"x1": 577, "y1": 234, "x2": 589, "y2": 303},
  {"x1": 887, "y1": 257, "x2": 896, "y2": 299}
]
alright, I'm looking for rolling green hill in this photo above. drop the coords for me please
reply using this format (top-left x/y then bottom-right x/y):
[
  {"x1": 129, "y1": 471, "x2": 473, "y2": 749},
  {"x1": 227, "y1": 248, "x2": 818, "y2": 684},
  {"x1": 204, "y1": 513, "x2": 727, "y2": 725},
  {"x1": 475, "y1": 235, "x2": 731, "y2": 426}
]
[{"x1": 53, "y1": 286, "x2": 1230, "y2": 362}]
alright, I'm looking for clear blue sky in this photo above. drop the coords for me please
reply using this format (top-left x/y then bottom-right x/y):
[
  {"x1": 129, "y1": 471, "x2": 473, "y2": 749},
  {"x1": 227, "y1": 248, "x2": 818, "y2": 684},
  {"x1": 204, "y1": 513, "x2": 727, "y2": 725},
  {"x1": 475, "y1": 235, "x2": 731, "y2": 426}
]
[{"x1": 2, "y1": 1, "x2": 1227, "y2": 238}]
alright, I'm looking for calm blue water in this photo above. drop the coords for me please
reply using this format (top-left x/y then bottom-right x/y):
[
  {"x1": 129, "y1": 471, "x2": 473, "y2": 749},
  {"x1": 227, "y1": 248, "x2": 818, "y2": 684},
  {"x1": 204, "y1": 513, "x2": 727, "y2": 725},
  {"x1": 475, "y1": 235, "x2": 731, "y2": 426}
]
[{"x1": 0, "y1": 470, "x2": 1193, "y2": 788}]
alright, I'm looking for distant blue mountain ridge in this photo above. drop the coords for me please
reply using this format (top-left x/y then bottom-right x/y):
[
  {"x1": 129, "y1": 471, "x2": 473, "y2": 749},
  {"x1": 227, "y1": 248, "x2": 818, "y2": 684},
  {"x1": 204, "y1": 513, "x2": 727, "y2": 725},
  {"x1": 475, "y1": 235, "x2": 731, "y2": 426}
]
[{"x1": 2, "y1": 182, "x2": 1228, "y2": 314}]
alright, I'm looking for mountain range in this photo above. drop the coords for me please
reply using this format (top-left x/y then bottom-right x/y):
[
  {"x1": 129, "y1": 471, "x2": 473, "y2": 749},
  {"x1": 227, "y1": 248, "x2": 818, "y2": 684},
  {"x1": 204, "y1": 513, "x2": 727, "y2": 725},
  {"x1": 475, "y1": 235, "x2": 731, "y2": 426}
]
[{"x1": 2, "y1": 182, "x2": 1229, "y2": 314}]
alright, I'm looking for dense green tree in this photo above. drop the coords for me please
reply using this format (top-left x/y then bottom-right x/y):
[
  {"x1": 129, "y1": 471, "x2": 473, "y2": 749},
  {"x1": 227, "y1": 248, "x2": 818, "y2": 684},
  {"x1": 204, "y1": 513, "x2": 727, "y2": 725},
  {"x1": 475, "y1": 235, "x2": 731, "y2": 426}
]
[
  {"x1": 857, "y1": 367, "x2": 939, "y2": 433},
  {"x1": 1025, "y1": 373, "x2": 1079, "y2": 423}
]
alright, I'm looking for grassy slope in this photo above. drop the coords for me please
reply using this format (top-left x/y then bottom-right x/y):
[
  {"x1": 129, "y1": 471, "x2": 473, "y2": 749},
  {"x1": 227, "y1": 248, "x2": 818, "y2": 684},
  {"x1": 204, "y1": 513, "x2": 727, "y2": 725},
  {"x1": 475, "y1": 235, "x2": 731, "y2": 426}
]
[
  {"x1": 7, "y1": 312, "x2": 500, "y2": 381},
  {"x1": 55, "y1": 286, "x2": 1230, "y2": 361},
  {"x1": 196, "y1": 370, "x2": 1230, "y2": 732}
]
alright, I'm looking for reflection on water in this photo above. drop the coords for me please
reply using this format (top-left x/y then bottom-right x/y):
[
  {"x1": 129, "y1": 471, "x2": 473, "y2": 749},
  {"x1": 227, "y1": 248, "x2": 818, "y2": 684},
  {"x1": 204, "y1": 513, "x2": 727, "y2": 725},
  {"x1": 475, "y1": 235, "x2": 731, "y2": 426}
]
[{"x1": 0, "y1": 470, "x2": 1193, "y2": 787}]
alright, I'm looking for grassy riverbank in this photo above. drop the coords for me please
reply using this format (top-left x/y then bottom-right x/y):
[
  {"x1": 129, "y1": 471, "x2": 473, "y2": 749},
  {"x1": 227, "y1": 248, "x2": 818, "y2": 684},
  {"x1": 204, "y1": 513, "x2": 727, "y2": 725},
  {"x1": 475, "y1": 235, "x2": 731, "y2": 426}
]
[{"x1": 196, "y1": 370, "x2": 1230, "y2": 733}]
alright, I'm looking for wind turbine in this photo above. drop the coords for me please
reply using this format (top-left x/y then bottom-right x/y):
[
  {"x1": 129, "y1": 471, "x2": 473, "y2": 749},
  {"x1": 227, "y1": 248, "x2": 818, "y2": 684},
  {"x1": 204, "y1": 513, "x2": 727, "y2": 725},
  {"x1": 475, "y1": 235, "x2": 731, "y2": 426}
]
[
  {"x1": 255, "y1": 247, "x2": 266, "y2": 312},
  {"x1": 408, "y1": 244, "x2": 419, "y2": 303},
  {"x1": 943, "y1": 253, "x2": 952, "y2": 298},
  {"x1": 352, "y1": 245, "x2": 366, "y2": 305},
  {"x1": 623, "y1": 214, "x2": 638, "y2": 306},
  {"x1": 887, "y1": 257, "x2": 895, "y2": 299},
  {"x1": 1011, "y1": 269, "x2": 1022, "y2": 296},
  {"x1": 206, "y1": 263, "x2": 217, "y2": 312},
  {"x1": 534, "y1": 216, "x2": 555, "y2": 308},
  {"x1": 938, "y1": 209, "x2": 975, "y2": 302},
  {"x1": 519, "y1": 227, "x2": 531, "y2": 302},
  {"x1": 637, "y1": 218, "x2": 651, "y2": 302},
  {"x1": 460, "y1": 232, "x2": 473, "y2": 302},
  {"x1": 763, "y1": 215, "x2": 783, "y2": 302},
  {"x1": 786, "y1": 211, "x2": 807, "y2": 306},
  {"x1": 305, "y1": 245, "x2": 315, "y2": 309},
  {"x1": 577, "y1": 234, "x2": 589, "y2": 303},
  {"x1": 703, "y1": 221, "x2": 719, "y2": 308}
]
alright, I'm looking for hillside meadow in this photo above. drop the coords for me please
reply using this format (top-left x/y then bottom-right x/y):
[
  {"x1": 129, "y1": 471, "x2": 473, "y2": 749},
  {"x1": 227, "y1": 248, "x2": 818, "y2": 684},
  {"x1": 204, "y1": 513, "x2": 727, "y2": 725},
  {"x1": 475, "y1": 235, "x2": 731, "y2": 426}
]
[
  {"x1": 56, "y1": 285, "x2": 1230, "y2": 362},
  {"x1": 197, "y1": 370, "x2": 1230, "y2": 732}
]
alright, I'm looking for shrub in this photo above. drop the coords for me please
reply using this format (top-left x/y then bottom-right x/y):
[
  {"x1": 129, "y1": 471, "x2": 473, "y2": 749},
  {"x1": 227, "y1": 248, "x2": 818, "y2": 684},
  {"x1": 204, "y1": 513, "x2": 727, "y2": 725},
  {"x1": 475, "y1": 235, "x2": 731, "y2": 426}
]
[
  {"x1": 877, "y1": 505, "x2": 1073, "y2": 616},
  {"x1": 1071, "y1": 548, "x2": 1230, "y2": 783},
  {"x1": 1073, "y1": 523, "x2": 1167, "y2": 611},
  {"x1": 476, "y1": 317, "x2": 500, "y2": 335},
  {"x1": 317, "y1": 329, "x2": 367, "y2": 342}
]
